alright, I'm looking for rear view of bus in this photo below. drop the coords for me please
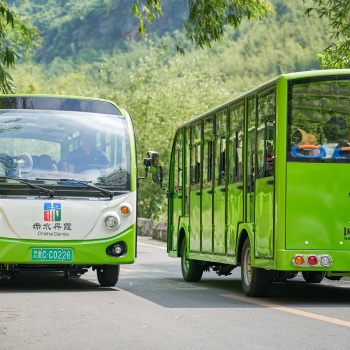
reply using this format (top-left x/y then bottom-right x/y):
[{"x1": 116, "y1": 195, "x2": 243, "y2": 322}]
[
  {"x1": 167, "y1": 69, "x2": 350, "y2": 297},
  {"x1": 0, "y1": 95, "x2": 137, "y2": 286}
]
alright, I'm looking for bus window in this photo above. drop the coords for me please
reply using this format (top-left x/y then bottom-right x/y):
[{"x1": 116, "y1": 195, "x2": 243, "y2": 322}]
[
  {"x1": 257, "y1": 125, "x2": 275, "y2": 178},
  {"x1": 216, "y1": 110, "x2": 227, "y2": 186},
  {"x1": 257, "y1": 90, "x2": 276, "y2": 178},
  {"x1": 185, "y1": 126, "x2": 191, "y2": 216},
  {"x1": 203, "y1": 117, "x2": 213, "y2": 187},
  {"x1": 191, "y1": 122, "x2": 201, "y2": 187},
  {"x1": 229, "y1": 104, "x2": 244, "y2": 183},
  {"x1": 174, "y1": 131, "x2": 183, "y2": 193},
  {"x1": 288, "y1": 78, "x2": 350, "y2": 161},
  {"x1": 247, "y1": 96, "x2": 256, "y2": 189}
]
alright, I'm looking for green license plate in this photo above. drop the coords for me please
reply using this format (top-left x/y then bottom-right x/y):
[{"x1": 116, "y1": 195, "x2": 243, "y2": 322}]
[{"x1": 31, "y1": 248, "x2": 73, "y2": 262}]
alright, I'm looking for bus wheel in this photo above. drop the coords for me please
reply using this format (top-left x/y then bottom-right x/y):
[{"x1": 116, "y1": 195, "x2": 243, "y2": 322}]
[
  {"x1": 181, "y1": 239, "x2": 203, "y2": 282},
  {"x1": 302, "y1": 271, "x2": 324, "y2": 283},
  {"x1": 97, "y1": 265, "x2": 120, "y2": 287},
  {"x1": 241, "y1": 238, "x2": 270, "y2": 297}
]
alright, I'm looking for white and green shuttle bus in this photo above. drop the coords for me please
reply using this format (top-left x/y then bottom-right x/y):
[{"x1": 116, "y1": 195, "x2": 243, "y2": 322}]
[{"x1": 0, "y1": 94, "x2": 137, "y2": 286}]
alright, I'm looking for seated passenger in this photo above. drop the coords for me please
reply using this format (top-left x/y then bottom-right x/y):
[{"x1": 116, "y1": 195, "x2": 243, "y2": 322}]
[
  {"x1": 38, "y1": 154, "x2": 55, "y2": 172},
  {"x1": 323, "y1": 116, "x2": 349, "y2": 157},
  {"x1": 57, "y1": 160, "x2": 68, "y2": 172},
  {"x1": 67, "y1": 128, "x2": 109, "y2": 173}
]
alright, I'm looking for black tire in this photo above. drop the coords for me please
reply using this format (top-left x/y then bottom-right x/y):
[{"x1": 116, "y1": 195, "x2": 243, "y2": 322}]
[
  {"x1": 241, "y1": 238, "x2": 270, "y2": 297},
  {"x1": 97, "y1": 265, "x2": 120, "y2": 287},
  {"x1": 181, "y1": 239, "x2": 203, "y2": 282},
  {"x1": 302, "y1": 271, "x2": 324, "y2": 283}
]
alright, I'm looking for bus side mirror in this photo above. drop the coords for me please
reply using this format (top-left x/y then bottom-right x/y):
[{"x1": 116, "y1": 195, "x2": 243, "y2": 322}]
[
  {"x1": 143, "y1": 151, "x2": 162, "y2": 185},
  {"x1": 144, "y1": 151, "x2": 159, "y2": 174},
  {"x1": 152, "y1": 165, "x2": 163, "y2": 185},
  {"x1": 144, "y1": 151, "x2": 158, "y2": 173}
]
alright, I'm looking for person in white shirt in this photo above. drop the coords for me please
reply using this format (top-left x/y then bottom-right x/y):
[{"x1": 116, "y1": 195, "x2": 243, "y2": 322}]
[{"x1": 322, "y1": 116, "x2": 349, "y2": 158}]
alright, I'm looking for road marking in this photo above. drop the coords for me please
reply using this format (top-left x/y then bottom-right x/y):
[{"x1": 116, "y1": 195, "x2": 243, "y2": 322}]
[
  {"x1": 221, "y1": 293, "x2": 350, "y2": 328},
  {"x1": 138, "y1": 242, "x2": 167, "y2": 250}
]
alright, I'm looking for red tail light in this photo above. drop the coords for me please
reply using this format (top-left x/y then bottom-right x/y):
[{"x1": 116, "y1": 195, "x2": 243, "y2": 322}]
[{"x1": 307, "y1": 255, "x2": 318, "y2": 266}]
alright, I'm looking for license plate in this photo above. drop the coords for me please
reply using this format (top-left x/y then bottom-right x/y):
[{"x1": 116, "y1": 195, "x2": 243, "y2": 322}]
[{"x1": 31, "y1": 248, "x2": 73, "y2": 262}]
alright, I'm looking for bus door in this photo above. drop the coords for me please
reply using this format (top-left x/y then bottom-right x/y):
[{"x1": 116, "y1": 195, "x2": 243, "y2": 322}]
[
  {"x1": 254, "y1": 90, "x2": 275, "y2": 258},
  {"x1": 189, "y1": 122, "x2": 202, "y2": 252},
  {"x1": 227, "y1": 104, "x2": 244, "y2": 255},
  {"x1": 169, "y1": 129, "x2": 183, "y2": 252},
  {"x1": 201, "y1": 117, "x2": 214, "y2": 253},
  {"x1": 213, "y1": 110, "x2": 227, "y2": 254}
]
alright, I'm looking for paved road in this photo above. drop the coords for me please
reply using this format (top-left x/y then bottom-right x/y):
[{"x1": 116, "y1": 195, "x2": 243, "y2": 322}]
[{"x1": 0, "y1": 236, "x2": 350, "y2": 350}]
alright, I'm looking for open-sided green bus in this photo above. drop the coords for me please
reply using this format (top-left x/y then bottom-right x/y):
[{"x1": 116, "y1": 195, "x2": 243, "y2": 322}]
[
  {"x1": 0, "y1": 95, "x2": 137, "y2": 286},
  {"x1": 167, "y1": 69, "x2": 350, "y2": 297}
]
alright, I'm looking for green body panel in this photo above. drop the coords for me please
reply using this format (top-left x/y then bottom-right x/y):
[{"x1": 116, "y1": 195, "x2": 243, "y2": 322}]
[
  {"x1": 227, "y1": 182, "x2": 243, "y2": 255},
  {"x1": 170, "y1": 195, "x2": 182, "y2": 252},
  {"x1": 213, "y1": 185, "x2": 226, "y2": 254},
  {"x1": 285, "y1": 163, "x2": 350, "y2": 251},
  {"x1": 254, "y1": 177, "x2": 274, "y2": 258},
  {"x1": 189, "y1": 189, "x2": 201, "y2": 252},
  {"x1": 0, "y1": 225, "x2": 136, "y2": 265},
  {"x1": 122, "y1": 109, "x2": 138, "y2": 193},
  {"x1": 201, "y1": 187, "x2": 213, "y2": 253}
]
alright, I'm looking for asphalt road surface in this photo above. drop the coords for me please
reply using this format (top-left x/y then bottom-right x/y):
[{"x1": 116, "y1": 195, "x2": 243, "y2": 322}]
[{"x1": 1, "y1": 236, "x2": 350, "y2": 350}]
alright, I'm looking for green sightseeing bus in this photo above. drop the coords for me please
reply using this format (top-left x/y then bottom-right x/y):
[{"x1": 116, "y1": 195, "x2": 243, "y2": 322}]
[
  {"x1": 0, "y1": 95, "x2": 137, "y2": 286},
  {"x1": 166, "y1": 69, "x2": 350, "y2": 297}
]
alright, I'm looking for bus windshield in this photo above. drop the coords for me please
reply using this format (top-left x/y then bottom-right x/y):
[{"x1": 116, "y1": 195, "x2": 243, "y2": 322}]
[
  {"x1": 288, "y1": 76, "x2": 350, "y2": 161},
  {"x1": 0, "y1": 109, "x2": 131, "y2": 193}
]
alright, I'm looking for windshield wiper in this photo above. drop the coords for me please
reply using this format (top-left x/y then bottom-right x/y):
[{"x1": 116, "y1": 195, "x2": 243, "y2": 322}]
[
  {"x1": 1, "y1": 176, "x2": 54, "y2": 198},
  {"x1": 57, "y1": 179, "x2": 114, "y2": 199}
]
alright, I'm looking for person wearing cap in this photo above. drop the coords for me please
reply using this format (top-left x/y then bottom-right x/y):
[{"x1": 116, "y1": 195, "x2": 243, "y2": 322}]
[
  {"x1": 67, "y1": 129, "x2": 109, "y2": 173},
  {"x1": 322, "y1": 116, "x2": 349, "y2": 157}
]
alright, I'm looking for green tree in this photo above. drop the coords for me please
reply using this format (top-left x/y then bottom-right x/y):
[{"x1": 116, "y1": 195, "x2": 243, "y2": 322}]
[
  {"x1": 112, "y1": 46, "x2": 231, "y2": 219},
  {"x1": 0, "y1": 0, "x2": 41, "y2": 92},
  {"x1": 133, "y1": 0, "x2": 274, "y2": 50},
  {"x1": 305, "y1": 0, "x2": 350, "y2": 68}
]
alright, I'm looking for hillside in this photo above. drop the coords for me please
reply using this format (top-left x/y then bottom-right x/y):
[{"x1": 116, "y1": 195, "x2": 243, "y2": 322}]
[{"x1": 15, "y1": 0, "x2": 187, "y2": 62}]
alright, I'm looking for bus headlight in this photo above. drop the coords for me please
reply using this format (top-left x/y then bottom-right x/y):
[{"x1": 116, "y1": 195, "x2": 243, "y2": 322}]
[
  {"x1": 106, "y1": 241, "x2": 127, "y2": 257},
  {"x1": 104, "y1": 213, "x2": 120, "y2": 230}
]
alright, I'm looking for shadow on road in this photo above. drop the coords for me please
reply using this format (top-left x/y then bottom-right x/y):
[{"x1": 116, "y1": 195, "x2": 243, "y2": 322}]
[
  {"x1": 117, "y1": 273, "x2": 350, "y2": 309},
  {"x1": 0, "y1": 271, "x2": 117, "y2": 293}
]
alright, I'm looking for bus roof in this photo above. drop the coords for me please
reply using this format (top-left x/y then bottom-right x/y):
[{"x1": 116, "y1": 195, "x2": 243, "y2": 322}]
[{"x1": 0, "y1": 94, "x2": 123, "y2": 116}]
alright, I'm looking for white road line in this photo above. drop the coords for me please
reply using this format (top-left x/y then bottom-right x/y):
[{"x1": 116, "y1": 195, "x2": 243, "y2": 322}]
[
  {"x1": 221, "y1": 293, "x2": 350, "y2": 328},
  {"x1": 138, "y1": 242, "x2": 167, "y2": 250}
]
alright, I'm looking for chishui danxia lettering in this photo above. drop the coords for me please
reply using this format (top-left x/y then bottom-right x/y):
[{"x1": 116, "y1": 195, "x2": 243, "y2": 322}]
[{"x1": 44, "y1": 203, "x2": 61, "y2": 221}]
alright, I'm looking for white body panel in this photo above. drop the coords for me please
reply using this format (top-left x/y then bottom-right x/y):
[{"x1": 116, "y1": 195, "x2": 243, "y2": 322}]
[{"x1": 0, "y1": 192, "x2": 136, "y2": 240}]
